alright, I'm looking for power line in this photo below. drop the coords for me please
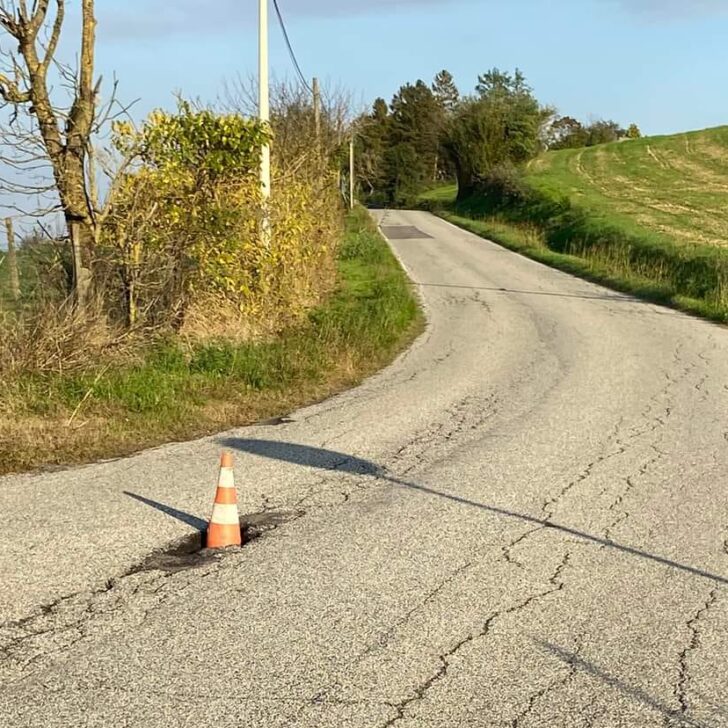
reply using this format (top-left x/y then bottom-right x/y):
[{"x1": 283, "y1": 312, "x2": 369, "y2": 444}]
[{"x1": 272, "y1": 0, "x2": 313, "y2": 93}]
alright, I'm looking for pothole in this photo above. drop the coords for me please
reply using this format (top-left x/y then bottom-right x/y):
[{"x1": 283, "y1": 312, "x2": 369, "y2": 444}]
[{"x1": 131, "y1": 510, "x2": 305, "y2": 575}]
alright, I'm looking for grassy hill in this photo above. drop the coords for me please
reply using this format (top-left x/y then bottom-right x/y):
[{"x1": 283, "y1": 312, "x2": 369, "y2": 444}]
[
  {"x1": 421, "y1": 126, "x2": 728, "y2": 321},
  {"x1": 527, "y1": 126, "x2": 728, "y2": 250}
]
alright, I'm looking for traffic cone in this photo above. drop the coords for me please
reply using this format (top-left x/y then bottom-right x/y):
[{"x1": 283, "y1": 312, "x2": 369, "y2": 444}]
[{"x1": 207, "y1": 451, "x2": 242, "y2": 549}]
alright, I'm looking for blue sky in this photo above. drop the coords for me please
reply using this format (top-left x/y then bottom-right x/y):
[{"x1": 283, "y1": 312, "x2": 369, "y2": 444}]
[
  {"x1": 0, "y1": 0, "x2": 726, "y2": 228},
  {"x1": 89, "y1": 0, "x2": 728, "y2": 136}
]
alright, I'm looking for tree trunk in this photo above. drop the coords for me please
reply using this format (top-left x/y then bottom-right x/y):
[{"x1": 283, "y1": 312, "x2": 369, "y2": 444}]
[
  {"x1": 60, "y1": 144, "x2": 97, "y2": 307},
  {"x1": 455, "y1": 163, "x2": 474, "y2": 202},
  {"x1": 21, "y1": 0, "x2": 98, "y2": 305},
  {"x1": 4, "y1": 217, "x2": 20, "y2": 302},
  {"x1": 68, "y1": 221, "x2": 92, "y2": 309},
  {"x1": 0, "y1": 0, "x2": 104, "y2": 310}
]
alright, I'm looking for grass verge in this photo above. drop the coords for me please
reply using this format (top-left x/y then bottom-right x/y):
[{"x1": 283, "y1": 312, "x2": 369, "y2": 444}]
[
  {"x1": 0, "y1": 208, "x2": 423, "y2": 475},
  {"x1": 420, "y1": 183, "x2": 728, "y2": 323}
]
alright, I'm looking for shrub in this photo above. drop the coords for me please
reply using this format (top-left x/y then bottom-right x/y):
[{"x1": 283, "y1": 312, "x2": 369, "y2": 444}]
[
  {"x1": 104, "y1": 101, "x2": 341, "y2": 336},
  {"x1": 1, "y1": 99, "x2": 344, "y2": 380}
]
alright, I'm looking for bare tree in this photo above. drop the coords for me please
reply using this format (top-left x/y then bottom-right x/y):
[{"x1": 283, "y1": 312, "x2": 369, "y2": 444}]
[
  {"x1": 223, "y1": 75, "x2": 354, "y2": 183},
  {"x1": 0, "y1": 0, "x2": 126, "y2": 306}
]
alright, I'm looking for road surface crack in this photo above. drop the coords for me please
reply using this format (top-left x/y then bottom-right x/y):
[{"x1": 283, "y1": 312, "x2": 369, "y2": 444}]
[
  {"x1": 668, "y1": 590, "x2": 719, "y2": 726},
  {"x1": 379, "y1": 552, "x2": 571, "y2": 727},
  {"x1": 505, "y1": 418, "x2": 627, "y2": 566},
  {"x1": 510, "y1": 642, "x2": 583, "y2": 728},
  {"x1": 502, "y1": 527, "x2": 544, "y2": 568},
  {"x1": 629, "y1": 343, "x2": 695, "y2": 440},
  {"x1": 604, "y1": 443, "x2": 666, "y2": 542},
  {"x1": 304, "y1": 560, "x2": 475, "y2": 716},
  {"x1": 391, "y1": 394, "x2": 498, "y2": 477},
  {"x1": 365, "y1": 561, "x2": 474, "y2": 657},
  {"x1": 0, "y1": 560, "x2": 225, "y2": 682}
]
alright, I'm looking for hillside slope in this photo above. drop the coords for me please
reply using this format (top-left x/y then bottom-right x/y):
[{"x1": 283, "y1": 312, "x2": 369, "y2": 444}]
[
  {"x1": 527, "y1": 126, "x2": 728, "y2": 249},
  {"x1": 421, "y1": 126, "x2": 728, "y2": 322}
]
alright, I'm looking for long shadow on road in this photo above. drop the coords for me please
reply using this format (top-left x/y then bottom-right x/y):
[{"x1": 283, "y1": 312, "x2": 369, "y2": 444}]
[
  {"x1": 219, "y1": 438, "x2": 728, "y2": 587},
  {"x1": 536, "y1": 640, "x2": 717, "y2": 727},
  {"x1": 412, "y1": 282, "x2": 684, "y2": 316},
  {"x1": 124, "y1": 491, "x2": 207, "y2": 531}
]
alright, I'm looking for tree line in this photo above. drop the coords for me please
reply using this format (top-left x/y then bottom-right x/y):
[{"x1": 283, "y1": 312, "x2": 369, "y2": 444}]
[{"x1": 354, "y1": 68, "x2": 640, "y2": 205}]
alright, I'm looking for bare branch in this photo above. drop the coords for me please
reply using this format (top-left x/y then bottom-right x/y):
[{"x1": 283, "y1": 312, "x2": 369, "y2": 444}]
[
  {"x1": 0, "y1": 7, "x2": 21, "y2": 37},
  {"x1": 39, "y1": 0, "x2": 63, "y2": 72},
  {"x1": 0, "y1": 72, "x2": 30, "y2": 102},
  {"x1": 66, "y1": 0, "x2": 96, "y2": 145},
  {"x1": 93, "y1": 79, "x2": 138, "y2": 135},
  {"x1": 27, "y1": 0, "x2": 52, "y2": 39}
]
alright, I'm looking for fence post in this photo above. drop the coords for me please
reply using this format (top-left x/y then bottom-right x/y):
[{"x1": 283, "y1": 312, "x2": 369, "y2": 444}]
[{"x1": 4, "y1": 217, "x2": 20, "y2": 302}]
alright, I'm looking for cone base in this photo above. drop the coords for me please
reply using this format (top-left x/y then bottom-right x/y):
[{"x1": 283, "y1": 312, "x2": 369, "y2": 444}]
[{"x1": 207, "y1": 523, "x2": 243, "y2": 549}]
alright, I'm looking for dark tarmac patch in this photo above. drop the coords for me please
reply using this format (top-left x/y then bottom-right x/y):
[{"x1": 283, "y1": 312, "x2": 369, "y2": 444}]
[
  {"x1": 380, "y1": 225, "x2": 433, "y2": 240},
  {"x1": 131, "y1": 510, "x2": 305, "y2": 575}
]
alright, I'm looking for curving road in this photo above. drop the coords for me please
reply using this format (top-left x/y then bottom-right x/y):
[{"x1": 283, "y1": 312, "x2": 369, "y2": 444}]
[{"x1": 1, "y1": 210, "x2": 727, "y2": 727}]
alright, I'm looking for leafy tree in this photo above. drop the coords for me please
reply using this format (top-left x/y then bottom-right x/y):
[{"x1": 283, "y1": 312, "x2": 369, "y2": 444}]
[
  {"x1": 547, "y1": 117, "x2": 629, "y2": 149},
  {"x1": 445, "y1": 69, "x2": 545, "y2": 198},
  {"x1": 476, "y1": 68, "x2": 530, "y2": 100},
  {"x1": 355, "y1": 98, "x2": 391, "y2": 199},
  {"x1": 431, "y1": 70, "x2": 460, "y2": 179},
  {"x1": 546, "y1": 116, "x2": 588, "y2": 150},
  {"x1": 110, "y1": 103, "x2": 268, "y2": 327},
  {"x1": 432, "y1": 70, "x2": 460, "y2": 113},
  {"x1": 384, "y1": 143, "x2": 427, "y2": 207},
  {"x1": 627, "y1": 123, "x2": 642, "y2": 139},
  {"x1": 372, "y1": 97, "x2": 389, "y2": 120},
  {"x1": 585, "y1": 119, "x2": 625, "y2": 146},
  {"x1": 384, "y1": 80, "x2": 443, "y2": 204}
]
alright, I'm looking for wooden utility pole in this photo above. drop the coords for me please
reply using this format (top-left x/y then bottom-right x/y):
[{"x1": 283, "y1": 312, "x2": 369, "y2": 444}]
[
  {"x1": 4, "y1": 217, "x2": 20, "y2": 302},
  {"x1": 349, "y1": 137, "x2": 355, "y2": 210},
  {"x1": 313, "y1": 77, "x2": 321, "y2": 144}
]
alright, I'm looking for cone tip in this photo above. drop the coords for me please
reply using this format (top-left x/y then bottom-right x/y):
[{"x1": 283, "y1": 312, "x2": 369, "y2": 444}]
[{"x1": 220, "y1": 451, "x2": 234, "y2": 468}]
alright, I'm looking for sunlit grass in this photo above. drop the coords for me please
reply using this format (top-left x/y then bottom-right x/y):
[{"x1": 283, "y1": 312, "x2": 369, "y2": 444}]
[
  {"x1": 420, "y1": 127, "x2": 728, "y2": 322},
  {"x1": 0, "y1": 208, "x2": 423, "y2": 474}
]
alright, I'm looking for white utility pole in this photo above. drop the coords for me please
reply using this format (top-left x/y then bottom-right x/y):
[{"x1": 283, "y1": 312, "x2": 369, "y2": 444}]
[{"x1": 259, "y1": 0, "x2": 271, "y2": 202}]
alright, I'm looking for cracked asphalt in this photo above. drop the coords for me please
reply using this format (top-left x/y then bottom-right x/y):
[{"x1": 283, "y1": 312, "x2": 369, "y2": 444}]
[{"x1": 1, "y1": 210, "x2": 727, "y2": 727}]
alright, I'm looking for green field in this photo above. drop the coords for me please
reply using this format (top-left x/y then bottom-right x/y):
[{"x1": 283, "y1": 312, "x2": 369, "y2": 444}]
[
  {"x1": 421, "y1": 126, "x2": 728, "y2": 321},
  {"x1": 527, "y1": 126, "x2": 728, "y2": 249}
]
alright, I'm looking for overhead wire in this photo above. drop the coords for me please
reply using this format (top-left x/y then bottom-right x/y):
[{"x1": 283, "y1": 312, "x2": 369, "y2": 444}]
[{"x1": 272, "y1": 0, "x2": 313, "y2": 94}]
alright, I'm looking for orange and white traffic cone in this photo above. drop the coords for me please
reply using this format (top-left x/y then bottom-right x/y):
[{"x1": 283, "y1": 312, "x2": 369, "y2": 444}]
[{"x1": 207, "y1": 451, "x2": 242, "y2": 549}]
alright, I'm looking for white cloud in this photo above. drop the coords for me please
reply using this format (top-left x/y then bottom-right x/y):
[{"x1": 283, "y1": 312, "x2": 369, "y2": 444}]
[
  {"x1": 98, "y1": 0, "x2": 450, "y2": 40},
  {"x1": 609, "y1": 0, "x2": 728, "y2": 18}
]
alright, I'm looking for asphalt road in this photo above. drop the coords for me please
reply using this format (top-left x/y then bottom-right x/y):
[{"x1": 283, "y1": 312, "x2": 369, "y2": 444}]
[{"x1": 1, "y1": 210, "x2": 727, "y2": 727}]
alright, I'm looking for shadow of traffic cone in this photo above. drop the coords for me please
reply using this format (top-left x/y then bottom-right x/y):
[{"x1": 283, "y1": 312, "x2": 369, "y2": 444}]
[{"x1": 207, "y1": 452, "x2": 242, "y2": 549}]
